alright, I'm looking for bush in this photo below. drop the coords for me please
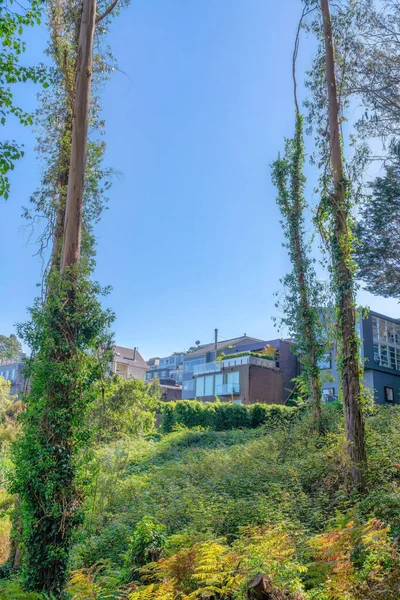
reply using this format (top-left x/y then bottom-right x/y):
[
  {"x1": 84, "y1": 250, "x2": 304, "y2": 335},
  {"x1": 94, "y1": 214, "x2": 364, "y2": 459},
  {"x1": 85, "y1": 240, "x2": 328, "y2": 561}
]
[{"x1": 160, "y1": 400, "x2": 300, "y2": 433}]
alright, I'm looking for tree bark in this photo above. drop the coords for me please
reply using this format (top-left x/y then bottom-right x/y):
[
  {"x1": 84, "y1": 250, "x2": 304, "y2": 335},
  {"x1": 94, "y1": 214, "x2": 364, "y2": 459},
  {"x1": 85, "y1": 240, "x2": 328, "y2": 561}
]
[
  {"x1": 60, "y1": 0, "x2": 97, "y2": 272},
  {"x1": 247, "y1": 574, "x2": 300, "y2": 600},
  {"x1": 50, "y1": 165, "x2": 69, "y2": 271},
  {"x1": 320, "y1": 0, "x2": 367, "y2": 489}
]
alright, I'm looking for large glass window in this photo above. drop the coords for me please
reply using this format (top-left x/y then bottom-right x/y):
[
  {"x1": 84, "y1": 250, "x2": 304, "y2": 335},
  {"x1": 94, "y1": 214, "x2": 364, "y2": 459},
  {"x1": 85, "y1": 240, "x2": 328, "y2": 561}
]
[
  {"x1": 215, "y1": 374, "x2": 223, "y2": 391},
  {"x1": 390, "y1": 346, "x2": 397, "y2": 369},
  {"x1": 317, "y1": 353, "x2": 331, "y2": 370},
  {"x1": 380, "y1": 345, "x2": 388, "y2": 367},
  {"x1": 372, "y1": 317, "x2": 378, "y2": 341},
  {"x1": 379, "y1": 319, "x2": 387, "y2": 342},
  {"x1": 227, "y1": 372, "x2": 239, "y2": 385},
  {"x1": 204, "y1": 376, "x2": 213, "y2": 396},
  {"x1": 388, "y1": 323, "x2": 396, "y2": 344},
  {"x1": 373, "y1": 316, "x2": 400, "y2": 370},
  {"x1": 195, "y1": 377, "x2": 205, "y2": 397},
  {"x1": 184, "y1": 358, "x2": 205, "y2": 372}
]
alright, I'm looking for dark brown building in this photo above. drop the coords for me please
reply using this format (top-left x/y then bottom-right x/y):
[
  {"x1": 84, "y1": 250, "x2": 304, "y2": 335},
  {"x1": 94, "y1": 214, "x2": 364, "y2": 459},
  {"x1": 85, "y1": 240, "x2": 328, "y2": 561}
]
[{"x1": 191, "y1": 339, "x2": 298, "y2": 405}]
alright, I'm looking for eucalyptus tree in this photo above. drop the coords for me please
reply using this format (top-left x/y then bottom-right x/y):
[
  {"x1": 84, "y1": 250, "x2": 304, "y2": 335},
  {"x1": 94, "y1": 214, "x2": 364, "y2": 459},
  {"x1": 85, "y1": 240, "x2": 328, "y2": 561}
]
[
  {"x1": 12, "y1": 0, "x2": 123, "y2": 593},
  {"x1": 272, "y1": 10, "x2": 325, "y2": 424},
  {"x1": 302, "y1": 0, "x2": 367, "y2": 489}
]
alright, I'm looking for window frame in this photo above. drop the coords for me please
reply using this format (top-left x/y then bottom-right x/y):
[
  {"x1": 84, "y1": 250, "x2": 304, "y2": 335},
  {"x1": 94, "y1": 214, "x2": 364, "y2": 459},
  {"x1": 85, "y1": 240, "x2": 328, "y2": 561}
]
[{"x1": 384, "y1": 386, "x2": 394, "y2": 403}]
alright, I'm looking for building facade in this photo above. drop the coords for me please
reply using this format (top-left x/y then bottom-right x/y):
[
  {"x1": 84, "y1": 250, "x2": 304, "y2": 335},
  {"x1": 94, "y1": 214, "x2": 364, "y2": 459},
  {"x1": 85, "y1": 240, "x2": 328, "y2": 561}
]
[
  {"x1": 320, "y1": 311, "x2": 400, "y2": 404},
  {"x1": 111, "y1": 346, "x2": 148, "y2": 381},
  {"x1": 146, "y1": 354, "x2": 184, "y2": 384},
  {"x1": 0, "y1": 353, "x2": 27, "y2": 397},
  {"x1": 182, "y1": 336, "x2": 298, "y2": 405}
]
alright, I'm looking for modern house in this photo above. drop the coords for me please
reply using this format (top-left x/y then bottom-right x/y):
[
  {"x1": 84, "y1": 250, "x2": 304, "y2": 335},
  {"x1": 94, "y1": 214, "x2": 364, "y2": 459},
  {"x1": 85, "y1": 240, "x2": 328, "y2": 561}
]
[
  {"x1": 111, "y1": 346, "x2": 148, "y2": 381},
  {"x1": 146, "y1": 354, "x2": 184, "y2": 384},
  {"x1": 182, "y1": 334, "x2": 298, "y2": 405},
  {"x1": 0, "y1": 353, "x2": 27, "y2": 396},
  {"x1": 320, "y1": 310, "x2": 400, "y2": 404}
]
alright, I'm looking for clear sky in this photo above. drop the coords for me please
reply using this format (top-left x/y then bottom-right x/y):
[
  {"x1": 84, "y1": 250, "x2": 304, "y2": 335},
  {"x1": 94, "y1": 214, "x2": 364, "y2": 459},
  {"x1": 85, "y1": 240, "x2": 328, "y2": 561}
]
[{"x1": 0, "y1": 0, "x2": 398, "y2": 359}]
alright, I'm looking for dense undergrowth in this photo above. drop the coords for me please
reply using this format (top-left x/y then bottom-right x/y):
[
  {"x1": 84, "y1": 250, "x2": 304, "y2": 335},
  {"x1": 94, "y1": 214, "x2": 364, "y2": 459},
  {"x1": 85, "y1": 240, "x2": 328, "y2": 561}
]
[{"x1": 2, "y1": 401, "x2": 400, "y2": 598}]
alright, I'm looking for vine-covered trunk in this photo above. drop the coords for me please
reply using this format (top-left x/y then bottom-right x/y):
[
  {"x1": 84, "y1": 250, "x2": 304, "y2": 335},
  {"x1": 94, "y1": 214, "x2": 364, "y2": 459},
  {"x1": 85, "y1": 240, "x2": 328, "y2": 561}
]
[
  {"x1": 51, "y1": 164, "x2": 69, "y2": 270},
  {"x1": 14, "y1": 0, "x2": 99, "y2": 594},
  {"x1": 273, "y1": 113, "x2": 322, "y2": 424},
  {"x1": 292, "y1": 119, "x2": 322, "y2": 422},
  {"x1": 320, "y1": 0, "x2": 366, "y2": 488}
]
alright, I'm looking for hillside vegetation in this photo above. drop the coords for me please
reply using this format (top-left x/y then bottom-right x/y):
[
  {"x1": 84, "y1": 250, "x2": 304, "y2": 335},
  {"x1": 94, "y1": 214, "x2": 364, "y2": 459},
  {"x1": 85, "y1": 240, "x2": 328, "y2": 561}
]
[{"x1": 2, "y1": 397, "x2": 400, "y2": 599}]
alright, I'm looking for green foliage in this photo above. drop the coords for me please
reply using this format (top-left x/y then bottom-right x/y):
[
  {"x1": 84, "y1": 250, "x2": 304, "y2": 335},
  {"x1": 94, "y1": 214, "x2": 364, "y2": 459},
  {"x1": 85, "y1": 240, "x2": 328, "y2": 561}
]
[
  {"x1": 89, "y1": 377, "x2": 160, "y2": 442},
  {"x1": 11, "y1": 268, "x2": 114, "y2": 595},
  {"x1": 0, "y1": 405, "x2": 395, "y2": 598},
  {"x1": 160, "y1": 401, "x2": 300, "y2": 433},
  {"x1": 0, "y1": 377, "x2": 12, "y2": 415},
  {"x1": 272, "y1": 114, "x2": 326, "y2": 417},
  {"x1": 0, "y1": 580, "x2": 43, "y2": 599},
  {"x1": 130, "y1": 525, "x2": 305, "y2": 599},
  {"x1": 219, "y1": 350, "x2": 276, "y2": 361},
  {"x1": 0, "y1": 0, "x2": 47, "y2": 199},
  {"x1": 127, "y1": 516, "x2": 166, "y2": 570},
  {"x1": 0, "y1": 334, "x2": 20, "y2": 362},
  {"x1": 355, "y1": 158, "x2": 400, "y2": 299}
]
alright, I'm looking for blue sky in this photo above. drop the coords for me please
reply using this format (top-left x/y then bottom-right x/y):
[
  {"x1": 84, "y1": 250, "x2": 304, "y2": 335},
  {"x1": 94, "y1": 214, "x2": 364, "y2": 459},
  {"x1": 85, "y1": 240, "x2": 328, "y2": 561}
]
[{"x1": 0, "y1": 0, "x2": 398, "y2": 359}]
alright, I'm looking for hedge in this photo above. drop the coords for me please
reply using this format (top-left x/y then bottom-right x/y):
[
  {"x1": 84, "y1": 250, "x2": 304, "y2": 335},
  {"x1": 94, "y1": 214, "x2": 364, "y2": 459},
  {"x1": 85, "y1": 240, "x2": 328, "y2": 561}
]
[{"x1": 160, "y1": 400, "x2": 300, "y2": 433}]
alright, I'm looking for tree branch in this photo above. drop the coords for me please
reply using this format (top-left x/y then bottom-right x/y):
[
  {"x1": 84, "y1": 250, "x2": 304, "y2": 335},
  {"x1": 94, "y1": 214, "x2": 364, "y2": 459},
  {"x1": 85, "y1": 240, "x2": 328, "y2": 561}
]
[{"x1": 96, "y1": 0, "x2": 119, "y2": 24}]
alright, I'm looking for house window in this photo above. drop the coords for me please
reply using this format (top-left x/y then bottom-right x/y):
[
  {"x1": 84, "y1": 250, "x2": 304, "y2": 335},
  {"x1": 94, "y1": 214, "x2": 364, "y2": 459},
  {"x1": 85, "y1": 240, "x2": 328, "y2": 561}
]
[
  {"x1": 317, "y1": 353, "x2": 331, "y2": 370},
  {"x1": 390, "y1": 347, "x2": 397, "y2": 369},
  {"x1": 195, "y1": 377, "x2": 205, "y2": 397},
  {"x1": 380, "y1": 345, "x2": 389, "y2": 367},
  {"x1": 322, "y1": 388, "x2": 335, "y2": 403},
  {"x1": 226, "y1": 371, "x2": 239, "y2": 385},
  {"x1": 204, "y1": 376, "x2": 213, "y2": 396},
  {"x1": 184, "y1": 359, "x2": 205, "y2": 372},
  {"x1": 384, "y1": 386, "x2": 394, "y2": 403},
  {"x1": 215, "y1": 373, "x2": 223, "y2": 391}
]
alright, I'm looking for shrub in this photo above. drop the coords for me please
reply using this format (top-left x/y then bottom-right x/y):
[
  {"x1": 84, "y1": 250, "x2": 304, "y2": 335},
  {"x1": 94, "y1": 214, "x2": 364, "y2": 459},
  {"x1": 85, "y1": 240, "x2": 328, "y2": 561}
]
[
  {"x1": 127, "y1": 516, "x2": 166, "y2": 569},
  {"x1": 0, "y1": 581, "x2": 42, "y2": 599},
  {"x1": 160, "y1": 401, "x2": 299, "y2": 433}
]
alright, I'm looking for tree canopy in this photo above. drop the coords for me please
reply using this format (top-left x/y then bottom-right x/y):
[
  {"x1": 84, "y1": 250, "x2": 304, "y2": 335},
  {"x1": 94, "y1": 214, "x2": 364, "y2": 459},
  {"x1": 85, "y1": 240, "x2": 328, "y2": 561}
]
[
  {"x1": 0, "y1": 334, "x2": 21, "y2": 362},
  {"x1": 356, "y1": 160, "x2": 400, "y2": 299}
]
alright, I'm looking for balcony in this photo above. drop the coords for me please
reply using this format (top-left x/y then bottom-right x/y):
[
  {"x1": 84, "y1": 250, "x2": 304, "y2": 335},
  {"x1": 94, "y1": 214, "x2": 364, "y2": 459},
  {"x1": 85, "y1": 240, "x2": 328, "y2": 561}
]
[
  {"x1": 193, "y1": 361, "x2": 222, "y2": 376},
  {"x1": 216, "y1": 383, "x2": 240, "y2": 396},
  {"x1": 222, "y1": 355, "x2": 276, "y2": 369}
]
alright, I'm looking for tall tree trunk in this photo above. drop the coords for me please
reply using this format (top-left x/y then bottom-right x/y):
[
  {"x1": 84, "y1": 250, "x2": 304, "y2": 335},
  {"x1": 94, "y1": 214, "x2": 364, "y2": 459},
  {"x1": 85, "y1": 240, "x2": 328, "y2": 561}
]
[
  {"x1": 273, "y1": 113, "x2": 322, "y2": 424},
  {"x1": 51, "y1": 163, "x2": 69, "y2": 270},
  {"x1": 320, "y1": 0, "x2": 367, "y2": 489},
  {"x1": 60, "y1": 0, "x2": 96, "y2": 272},
  {"x1": 292, "y1": 118, "x2": 322, "y2": 423}
]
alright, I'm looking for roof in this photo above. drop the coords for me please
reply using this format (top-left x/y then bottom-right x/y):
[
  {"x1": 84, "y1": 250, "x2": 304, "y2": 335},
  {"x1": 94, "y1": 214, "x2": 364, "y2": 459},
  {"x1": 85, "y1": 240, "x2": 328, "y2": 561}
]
[
  {"x1": 113, "y1": 345, "x2": 148, "y2": 370},
  {"x1": 184, "y1": 336, "x2": 265, "y2": 357}
]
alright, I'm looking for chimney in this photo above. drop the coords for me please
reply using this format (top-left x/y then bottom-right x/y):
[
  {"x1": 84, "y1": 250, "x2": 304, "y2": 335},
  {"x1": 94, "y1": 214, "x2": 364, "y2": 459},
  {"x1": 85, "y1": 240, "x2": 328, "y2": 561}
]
[
  {"x1": 214, "y1": 328, "x2": 218, "y2": 351},
  {"x1": 133, "y1": 347, "x2": 137, "y2": 360}
]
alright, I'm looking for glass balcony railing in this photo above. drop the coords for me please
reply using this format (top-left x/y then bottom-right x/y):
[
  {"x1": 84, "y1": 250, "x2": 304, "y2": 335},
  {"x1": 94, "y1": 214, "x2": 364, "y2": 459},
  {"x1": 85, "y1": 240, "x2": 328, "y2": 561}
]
[
  {"x1": 193, "y1": 361, "x2": 222, "y2": 376},
  {"x1": 216, "y1": 383, "x2": 240, "y2": 396}
]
